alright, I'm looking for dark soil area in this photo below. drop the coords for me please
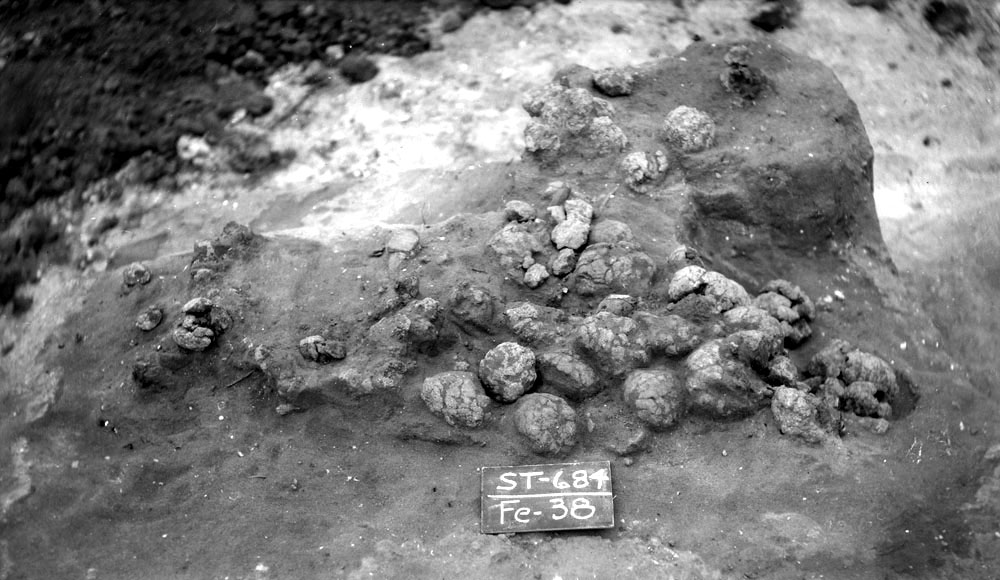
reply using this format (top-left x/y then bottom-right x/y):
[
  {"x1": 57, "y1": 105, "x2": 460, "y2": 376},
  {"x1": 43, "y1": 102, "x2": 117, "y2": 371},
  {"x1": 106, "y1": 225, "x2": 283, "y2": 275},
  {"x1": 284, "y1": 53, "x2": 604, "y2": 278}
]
[
  {"x1": 0, "y1": 0, "x2": 483, "y2": 215},
  {"x1": 0, "y1": 0, "x2": 492, "y2": 308}
]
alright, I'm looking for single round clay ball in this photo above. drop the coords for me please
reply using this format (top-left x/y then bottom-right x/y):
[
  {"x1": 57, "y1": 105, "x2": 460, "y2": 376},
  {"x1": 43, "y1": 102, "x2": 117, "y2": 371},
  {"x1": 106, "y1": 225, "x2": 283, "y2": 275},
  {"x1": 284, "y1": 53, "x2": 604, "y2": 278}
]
[
  {"x1": 135, "y1": 307, "x2": 163, "y2": 331},
  {"x1": 623, "y1": 370, "x2": 687, "y2": 430},
  {"x1": 513, "y1": 393, "x2": 578, "y2": 456},
  {"x1": 479, "y1": 342, "x2": 537, "y2": 403},
  {"x1": 662, "y1": 105, "x2": 716, "y2": 153},
  {"x1": 421, "y1": 371, "x2": 492, "y2": 428},
  {"x1": 123, "y1": 262, "x2": 152, "y2": 287}
]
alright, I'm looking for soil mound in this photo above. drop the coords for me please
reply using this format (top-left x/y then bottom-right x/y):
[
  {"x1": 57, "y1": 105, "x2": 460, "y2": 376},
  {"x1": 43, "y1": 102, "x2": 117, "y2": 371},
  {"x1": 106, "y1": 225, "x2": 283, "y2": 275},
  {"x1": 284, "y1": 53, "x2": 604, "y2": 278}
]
[{"x1": 6, "y1": 25, "x2": 999, "y2": 580}]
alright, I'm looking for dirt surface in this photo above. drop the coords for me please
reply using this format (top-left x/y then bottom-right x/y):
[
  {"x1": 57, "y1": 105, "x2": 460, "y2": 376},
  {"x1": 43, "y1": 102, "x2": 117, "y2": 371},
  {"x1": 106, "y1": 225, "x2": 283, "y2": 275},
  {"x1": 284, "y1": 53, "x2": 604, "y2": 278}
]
[
  {"x1": 0, "y1": 0, "x2": 486, "y2": 309},
  {"x1": 3, "y1": 1, "x2": 1000, "y2": 579}
]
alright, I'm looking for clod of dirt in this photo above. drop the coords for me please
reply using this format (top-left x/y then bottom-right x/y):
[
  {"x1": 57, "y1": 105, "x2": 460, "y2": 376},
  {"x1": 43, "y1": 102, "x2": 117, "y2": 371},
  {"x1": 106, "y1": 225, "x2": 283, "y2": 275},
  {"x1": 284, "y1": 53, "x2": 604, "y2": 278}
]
[
  {"x1": 504, "y1": 301, "x2": 570, "y2": 345},
  {"x1": 749, "y1": 0, "x2": 801, "y2": 32},
  {"x1": 548, "y1": 248, "x2": 577, "y2": 277},
  {"x1": 478, "y1": 342, "x2": 537, "y2": 403},
  {"x1": 592, "y1": 67, "x2": 635, "y2": 97},
  {"x1": 768, "y1": 355, "x2": 799, "y2": 386},
  {"x1": 366, "y1": 297, "x2": 442, "y2": 356},
  {"x1": 134, "y1": 306, "x2": 163, "y2": 332},
  {"x1": 536, "y1": 350, "x2": 601, "y2": 401},
  {"x1": 504, "y1": 200, "x2": 537, "y2": 222},
  {"x1": 298, "y1": 335, "x2": 347, "y2": 363},
  {"x1": 550, "y1": 198, "x2": 594, "y2": 250},
  {"x1": 190, "y1": 222, "x2": 262, "y2": 275},
  {"x1": 488, "y1": 220, "x2": 548, "y2": 273},
  {"x1": 132, "y1": 351, "x2": 191, "y2": 391},
  {"x1": 570, "y1": 242, "x2": 656, "y2": 298},
  {"x1": 753, "y1": 279, "x2": 815, "y2": 347},
  {"x1": 575, "y1": 311, "x2": 650, "y2": 378},
  {"x1": 668, "y1": 245, "x2": 700, "y2": 270},
  {"x1": 421, "y1": 371, "x2": 492, "y2": 428},
  {"x1": 523, "y1": 263, "x2": 550, "y2": 288},
  {"x1": 449, "y1": 282, "x2": 500, "y2": 331},
  {"x1": 771, "y1": 386, "x2": 828, "y2": 444},
  {"x1": 634, "y1": 312, "x2": 703, "y2": 358},
  {"x1": 721, "y1": 44, "x2": 768, "y2": 101},
  {"x1": 172, "y1": 317, "x2": 214, "y2": 352},
  {"x1": 667, "y1": 266, "x2": 751, "y2": 314},
  {"x1": 602, "y1": 419, "x2": 652, "y2": 457},
  {"x1": 512, "y1": 393, "x2": 578, "y2": 456},
  {"x1": 523, "y1": 123, "x2": 562, "y2": 158},
  {"x1": 542, "y1": 180, "x2": 572, "y2": 206},
  {"x1": 623, "y1": 369, "x2": 687, "y2": 430},
  {"x1": 804, "y1": 338, "x2": 847, "y2": 376},
  {"x1": 386, "y1": 228, "x2": 421, "y2": 254},
  {"x1": 685, "y1": 339, "x2": 772, "y2": 418},
  {"x1": 522, "y1": 83, "x2": 627, "y2": 161},
  {"x1": 182, "y1": 297, "x2": 213, "y2": 315},
  {"x1": 662, "y1": 106, "x2": 717, "y2": 153},
  {"x1": 723, "y1": 306, "x2": 786, "y2": 346},
  {"x1": 806, "y1": 339, "x2": 902, "y2": 420},
  {"x1": 842, "y1": 381, "x2": 893, "y2": 418},
  {"x1": 171, "y1": 297, "x2": 231, "y2": 352},
  {"x1": 597, "y1": 294, "x2": 638, "y2": 317},
  {"x1": 588, "y1": 219, "x2": 635, "y2": 245},
  {"x1": 121, "y1": 262, "x2": 151, "y2": 287},
  {"x1": 724, "y1": 328, "x2": 784, "y2": 372},
  {"x1": 620, "y1": 150, "x2": 667, "y2": 193},
  {"x1": 842, "y1": 350, "x2": 897, "y2": 391},
  {"x1": 667, "y1": 265, "x2": 709, "y2": 300}
]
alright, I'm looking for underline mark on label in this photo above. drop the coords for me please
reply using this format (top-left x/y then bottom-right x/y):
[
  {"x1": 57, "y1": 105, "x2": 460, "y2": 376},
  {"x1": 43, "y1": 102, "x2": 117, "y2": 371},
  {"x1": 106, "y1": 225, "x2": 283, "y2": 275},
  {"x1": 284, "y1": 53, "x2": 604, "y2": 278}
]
[{"x1": 487, "y1": 492, "x2": 613, "y2": 499}]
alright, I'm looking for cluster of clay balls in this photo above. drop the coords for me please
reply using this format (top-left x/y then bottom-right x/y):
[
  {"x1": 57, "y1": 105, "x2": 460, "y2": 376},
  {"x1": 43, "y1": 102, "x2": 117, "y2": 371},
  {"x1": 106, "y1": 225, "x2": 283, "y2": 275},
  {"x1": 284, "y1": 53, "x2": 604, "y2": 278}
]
[
  {"x1": 521, "y1": 81, "x2": 629, "y2": 160},
  {"x1": 522, "y1": 57, "x2": 766, "y2": 197},
  {"x1": 420, "y1": 251, "x2": 903, "y2": 454},
  {"x1": 123, "y1": 261, "x2": 232, "y2": 352},
  {"x1": 489, "y1": 186, "x2": 656, "y2": 297}
]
